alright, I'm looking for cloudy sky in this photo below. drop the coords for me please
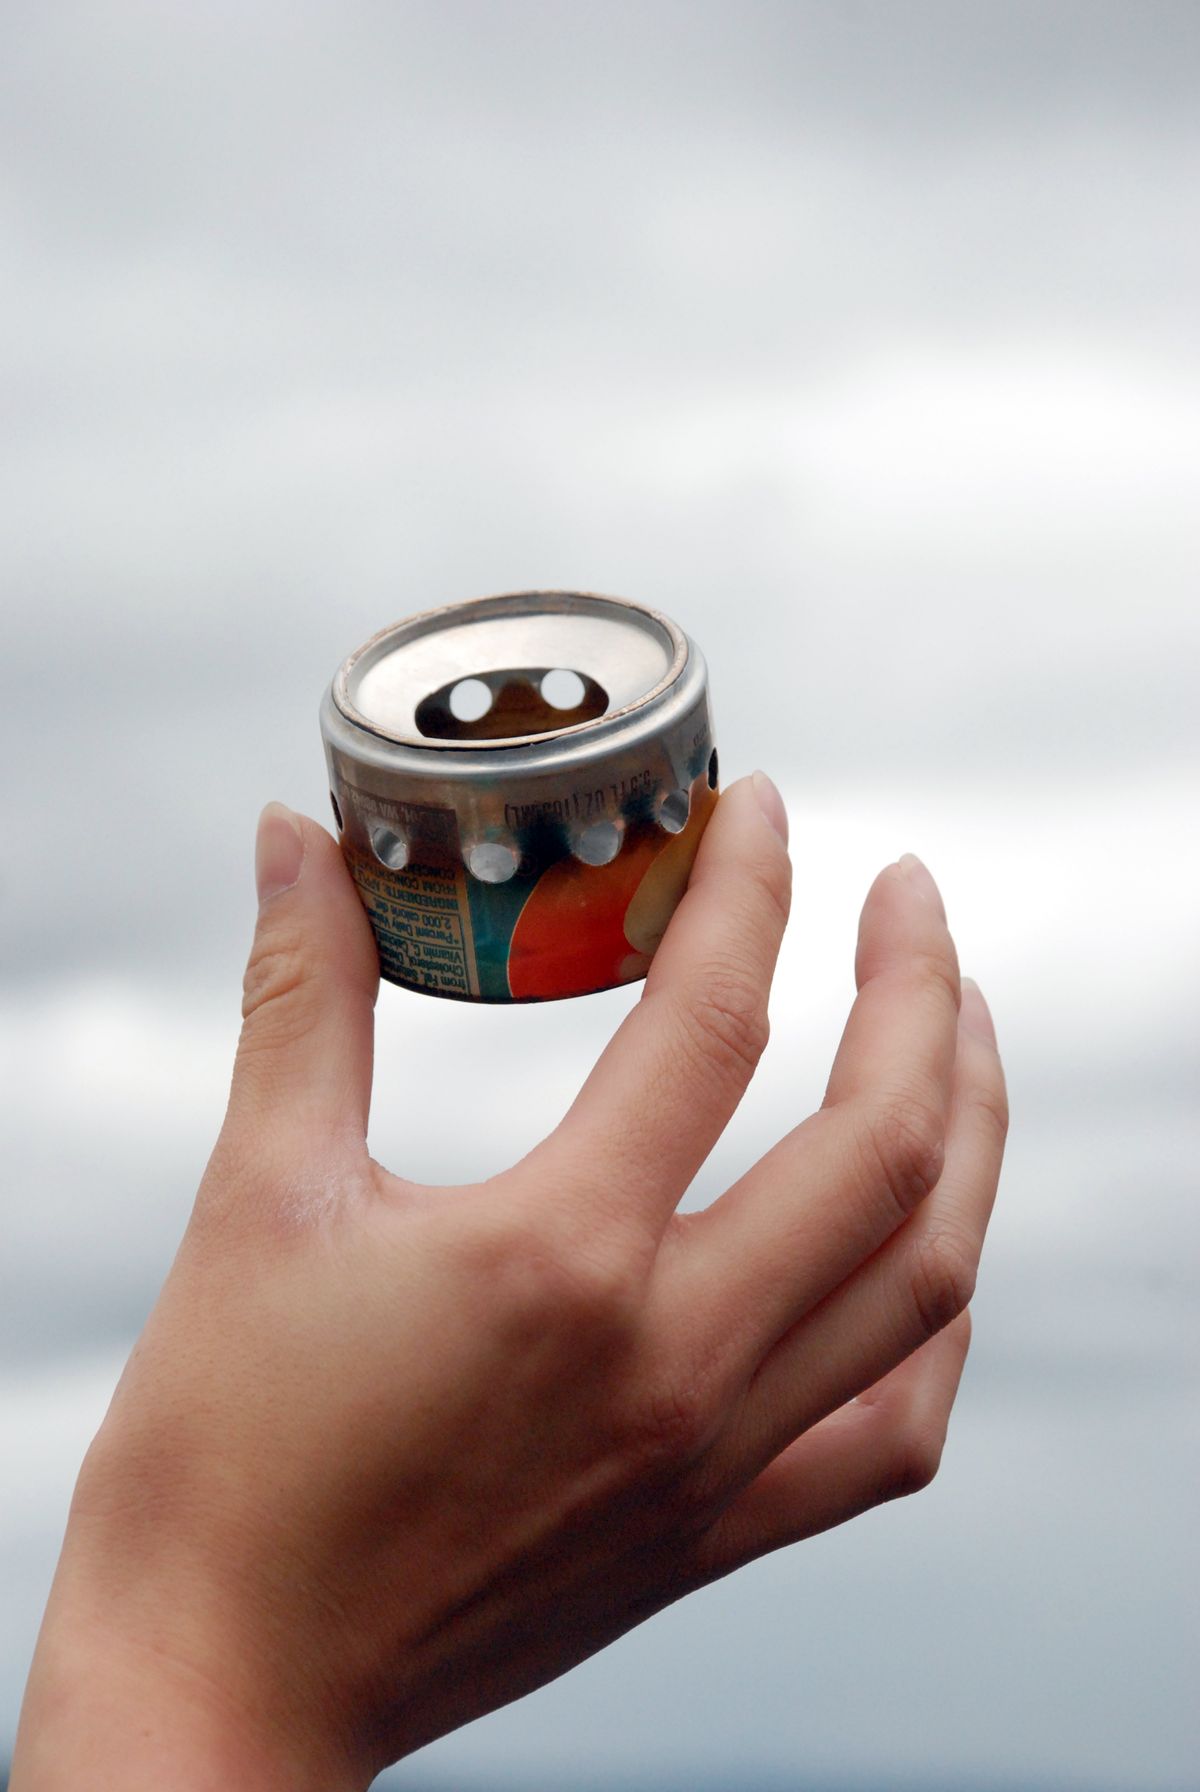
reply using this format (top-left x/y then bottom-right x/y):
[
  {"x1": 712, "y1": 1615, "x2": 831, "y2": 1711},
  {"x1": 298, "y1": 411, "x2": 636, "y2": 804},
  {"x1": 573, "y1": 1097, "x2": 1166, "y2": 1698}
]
[{"x1": 2, "y1": 3, "x2": 1197, "y2": 1786}]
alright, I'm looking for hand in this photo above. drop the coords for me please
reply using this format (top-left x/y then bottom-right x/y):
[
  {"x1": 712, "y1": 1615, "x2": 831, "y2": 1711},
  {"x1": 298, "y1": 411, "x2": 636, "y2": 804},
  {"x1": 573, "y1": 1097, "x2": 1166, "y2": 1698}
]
[{"x1": 13, "y1": 774, "x2": 1007, "y2": 1791}]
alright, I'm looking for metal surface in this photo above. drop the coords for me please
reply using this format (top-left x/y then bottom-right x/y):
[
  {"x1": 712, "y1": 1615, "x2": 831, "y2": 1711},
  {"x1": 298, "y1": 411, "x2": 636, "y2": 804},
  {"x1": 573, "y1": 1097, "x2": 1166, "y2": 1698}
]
[{"x1": 320, "y1": 590, "x2": 718, "y2": 1003}]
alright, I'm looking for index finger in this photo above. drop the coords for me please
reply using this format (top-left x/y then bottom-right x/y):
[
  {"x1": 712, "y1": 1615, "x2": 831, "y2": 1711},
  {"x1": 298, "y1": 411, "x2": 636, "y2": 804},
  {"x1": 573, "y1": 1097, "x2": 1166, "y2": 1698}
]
[{"x1": 525, "y1": 773, "x2": 792, "y2": 1235}]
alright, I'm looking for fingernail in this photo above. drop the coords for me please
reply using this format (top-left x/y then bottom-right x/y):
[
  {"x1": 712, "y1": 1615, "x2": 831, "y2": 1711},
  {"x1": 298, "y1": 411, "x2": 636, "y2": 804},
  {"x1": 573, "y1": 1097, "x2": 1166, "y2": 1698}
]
[
  {"x1": 751, "y1": 770, "x2": 789, "y2": 845},
  {"x1": 255, "y1": 803, "x2": 304, "y2": 906},
  {"x1": 960, "y1": 976, "x2": 997, "y2": 1046},
  {"x1": 898, "y1": 852, "x2": 945, "y2": 917}
]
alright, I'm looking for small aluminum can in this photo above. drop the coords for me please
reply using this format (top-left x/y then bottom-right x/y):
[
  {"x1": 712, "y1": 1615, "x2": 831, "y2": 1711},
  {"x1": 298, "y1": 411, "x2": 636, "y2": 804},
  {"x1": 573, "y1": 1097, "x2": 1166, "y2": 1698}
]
[{"x1": 319, "y1": 590, "x2": 718, "y2": 1002}]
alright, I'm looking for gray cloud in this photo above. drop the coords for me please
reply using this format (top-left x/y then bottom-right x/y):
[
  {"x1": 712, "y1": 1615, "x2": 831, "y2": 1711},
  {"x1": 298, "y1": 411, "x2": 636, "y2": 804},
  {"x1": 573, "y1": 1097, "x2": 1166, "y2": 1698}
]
[{"x1": 3, "y1": 3, "x2": 1197, "y2": 1784}]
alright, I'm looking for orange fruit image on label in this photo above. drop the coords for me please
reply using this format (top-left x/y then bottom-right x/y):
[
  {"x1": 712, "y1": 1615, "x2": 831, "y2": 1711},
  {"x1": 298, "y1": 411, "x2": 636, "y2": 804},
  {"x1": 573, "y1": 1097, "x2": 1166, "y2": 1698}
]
[{"x1": 507, "y1": 775, "x2": 718, "y2": 1000}]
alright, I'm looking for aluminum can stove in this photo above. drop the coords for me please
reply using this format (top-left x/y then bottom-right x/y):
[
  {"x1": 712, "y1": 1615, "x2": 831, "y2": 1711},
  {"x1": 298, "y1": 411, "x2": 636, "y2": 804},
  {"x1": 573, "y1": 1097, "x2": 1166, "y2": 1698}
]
[{"x1": 319, "y1": 590, "x2": 717, "y2": 1001}]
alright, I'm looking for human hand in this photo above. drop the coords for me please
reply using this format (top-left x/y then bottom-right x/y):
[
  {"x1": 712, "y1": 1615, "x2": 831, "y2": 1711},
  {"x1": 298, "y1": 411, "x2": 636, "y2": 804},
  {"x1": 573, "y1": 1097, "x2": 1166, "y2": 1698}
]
[{"x1": 13, "y1": 773, "x2": 1006, "y2": 1791}]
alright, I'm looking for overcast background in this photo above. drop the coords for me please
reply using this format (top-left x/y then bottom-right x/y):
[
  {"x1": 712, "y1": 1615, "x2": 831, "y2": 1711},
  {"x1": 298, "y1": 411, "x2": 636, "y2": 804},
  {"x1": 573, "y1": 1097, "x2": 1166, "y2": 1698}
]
[{"x1": 2, "y1": 2, "x2": 1198, "y2": 1787}]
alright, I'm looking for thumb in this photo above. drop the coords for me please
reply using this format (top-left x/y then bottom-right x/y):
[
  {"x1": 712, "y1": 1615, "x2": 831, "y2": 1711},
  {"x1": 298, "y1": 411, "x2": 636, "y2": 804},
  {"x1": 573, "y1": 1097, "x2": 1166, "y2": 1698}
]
[{"x1": 227, "y1": 802, "x2": 379, "y2": 1148}]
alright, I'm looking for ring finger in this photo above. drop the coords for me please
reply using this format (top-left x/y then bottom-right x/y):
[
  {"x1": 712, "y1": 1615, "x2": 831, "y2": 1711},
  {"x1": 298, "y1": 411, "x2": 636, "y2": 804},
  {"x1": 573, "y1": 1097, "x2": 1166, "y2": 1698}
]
[{"x1": 702, "y1": 980, "x2": 1006, "y2": 1490}]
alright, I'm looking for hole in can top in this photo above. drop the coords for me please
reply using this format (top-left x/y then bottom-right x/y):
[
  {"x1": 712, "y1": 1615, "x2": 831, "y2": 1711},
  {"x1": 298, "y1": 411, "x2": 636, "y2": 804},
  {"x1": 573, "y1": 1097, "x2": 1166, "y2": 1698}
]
[
  {"x1": 415, "y1": 668, "x2": 608, "y2": 742},
  {"x1": 449, "y1": 678, "x2": 494, "y2": 723},
  {"x1": 541, "y1": 668, "x2": 587, "y2": 710}
]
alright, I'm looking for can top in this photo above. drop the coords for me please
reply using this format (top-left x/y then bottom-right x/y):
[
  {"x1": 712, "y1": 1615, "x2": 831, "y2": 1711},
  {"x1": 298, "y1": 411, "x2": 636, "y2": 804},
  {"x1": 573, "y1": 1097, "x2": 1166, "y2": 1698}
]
[{"x1": 334, "y1": 591, "x2": 689, "y2": 750}]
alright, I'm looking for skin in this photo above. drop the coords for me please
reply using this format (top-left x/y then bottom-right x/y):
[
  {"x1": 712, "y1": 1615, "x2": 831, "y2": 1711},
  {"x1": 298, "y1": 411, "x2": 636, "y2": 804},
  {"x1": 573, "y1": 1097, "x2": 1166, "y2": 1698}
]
[{"x1": 12, "y1": 771, "x2": 1007, "y2": 1791}]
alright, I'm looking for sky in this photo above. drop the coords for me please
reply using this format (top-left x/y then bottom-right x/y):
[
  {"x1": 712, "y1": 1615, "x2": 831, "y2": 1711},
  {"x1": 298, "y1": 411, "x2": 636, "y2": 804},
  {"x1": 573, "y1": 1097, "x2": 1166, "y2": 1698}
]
[{"x1": 2, "y1": 2, "x2": 1198, "y2": 1786}]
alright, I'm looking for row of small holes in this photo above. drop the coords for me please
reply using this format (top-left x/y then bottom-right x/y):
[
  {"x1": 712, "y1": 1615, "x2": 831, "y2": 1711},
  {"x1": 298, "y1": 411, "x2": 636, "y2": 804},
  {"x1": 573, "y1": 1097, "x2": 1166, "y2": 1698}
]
[{"x1": 348, "y1": 788, "x2": 693, "y2": 882}]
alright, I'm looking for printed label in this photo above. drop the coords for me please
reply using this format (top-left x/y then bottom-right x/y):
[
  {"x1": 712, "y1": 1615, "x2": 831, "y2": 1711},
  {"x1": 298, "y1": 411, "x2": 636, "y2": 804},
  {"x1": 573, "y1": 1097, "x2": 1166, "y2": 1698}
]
[
  {"x1": 340, "y1": 761, "x2": 718, "y2": 1004},
  {"x1": 346, "y1": 848, "x2": 479, "y2": 999}
]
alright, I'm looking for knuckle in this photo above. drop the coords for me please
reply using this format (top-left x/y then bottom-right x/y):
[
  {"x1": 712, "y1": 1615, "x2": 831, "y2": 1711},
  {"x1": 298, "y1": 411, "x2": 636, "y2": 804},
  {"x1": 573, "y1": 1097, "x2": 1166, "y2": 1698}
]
[
  {"x1": 969, "y1": 1067, "x2": 1010, "y2": 1147},
  {"x1": 626, "y1": 1373, "x2": 715, "y2": 1473},
  {"x1": 882, "y1": 1425, "x2": 945, "y2": 1500},
  {"x1": 913, "y1": 942, "x2": 961, "y2": 1009},
  {"x1": 541, "y1": 1241, "x2": 641, "y2": 1334},
  {"x1": 241, "y1": 933, "x2": 312, "y2": 1030},
  {"x1": 468, "y1": 1206, "x2": 640, "y2": 1340},
  {"x1": 858, "y1": 1089, "x2": 946, "y2": 1220},
  {"x1": 746, "y1": 845, "x2": 792, "y2": 932},
  {"x1": 909, "y1": 1224, "x2": 977, "y2": 1341},
  {"x1": 679, "y1": 966, "x2": 771, "y2": 1088}
]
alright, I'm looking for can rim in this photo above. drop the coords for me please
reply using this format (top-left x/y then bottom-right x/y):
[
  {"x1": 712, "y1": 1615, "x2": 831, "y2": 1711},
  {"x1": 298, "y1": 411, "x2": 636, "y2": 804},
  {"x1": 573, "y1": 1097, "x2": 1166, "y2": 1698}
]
[{"x1": 332, "y1": 590, "x2": 689, "y2": 750}]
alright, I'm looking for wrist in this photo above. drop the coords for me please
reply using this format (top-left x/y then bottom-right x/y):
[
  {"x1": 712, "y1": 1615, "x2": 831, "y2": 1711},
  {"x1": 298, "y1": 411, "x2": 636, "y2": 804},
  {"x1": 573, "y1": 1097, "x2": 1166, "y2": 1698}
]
[{"x1": 13, "y1": 1534, "x2": 361, "y2": 1792}]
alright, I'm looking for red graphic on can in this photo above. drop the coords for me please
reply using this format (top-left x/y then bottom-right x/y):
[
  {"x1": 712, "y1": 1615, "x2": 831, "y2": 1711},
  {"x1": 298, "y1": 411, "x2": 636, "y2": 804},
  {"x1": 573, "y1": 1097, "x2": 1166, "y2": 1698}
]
[{"x1": 507, "y1": 774, "x2": 718, "y2": 1000}]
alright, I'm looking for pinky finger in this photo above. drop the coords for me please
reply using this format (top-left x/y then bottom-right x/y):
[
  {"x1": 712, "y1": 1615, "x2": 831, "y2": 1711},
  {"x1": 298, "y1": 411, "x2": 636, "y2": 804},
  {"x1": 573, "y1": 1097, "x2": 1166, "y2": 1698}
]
[{"x1": 686, "y1": 1313, "x2": 971, "y2": 1582}]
